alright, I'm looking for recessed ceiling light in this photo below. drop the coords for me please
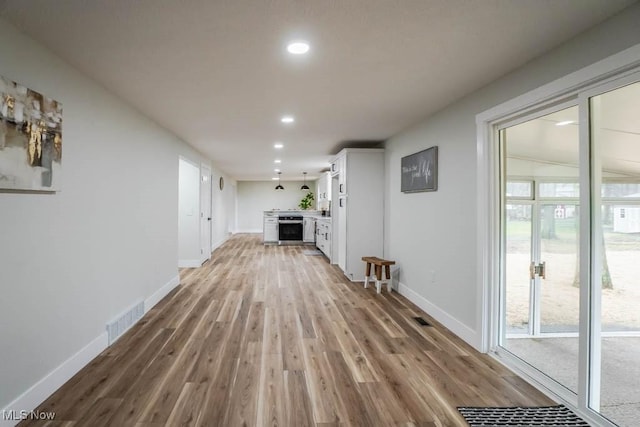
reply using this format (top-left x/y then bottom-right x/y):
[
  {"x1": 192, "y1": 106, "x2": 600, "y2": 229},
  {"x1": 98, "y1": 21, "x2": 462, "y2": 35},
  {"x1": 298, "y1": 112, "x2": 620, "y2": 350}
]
[
  {"x1": 274, "y1": 143, "x2": 284, "y2": 149},
  {"x1": 287, "y1": 41, "x2": 310, "y2": 55},
  {"x1": 556, "y1": 120, "x2": 575, "y2": 126},
  {"x1": 281, "y1": 115, "x2": 295, "y2": 124},
  {"x1": 272, "y1": 177, "x2": 279, "y2": 180},
  {"x1": 274, "y1": 168, "x2": 281, "y2": 172},
  {"x1": 274, "y1": 159, "x2": 282, "y2": 164}
]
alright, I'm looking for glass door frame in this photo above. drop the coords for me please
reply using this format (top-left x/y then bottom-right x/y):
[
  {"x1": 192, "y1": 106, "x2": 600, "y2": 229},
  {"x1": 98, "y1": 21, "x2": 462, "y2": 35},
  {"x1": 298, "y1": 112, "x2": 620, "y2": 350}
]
[
  {"x1": 497, "y1": 101, "x2": 582, "y2": 401},
  {"x1": 580, "y1": 70, "x2": 640, "y2": 415},
  {"x1": 476, "y1": 46, "x2": 640, "y2": 427}
]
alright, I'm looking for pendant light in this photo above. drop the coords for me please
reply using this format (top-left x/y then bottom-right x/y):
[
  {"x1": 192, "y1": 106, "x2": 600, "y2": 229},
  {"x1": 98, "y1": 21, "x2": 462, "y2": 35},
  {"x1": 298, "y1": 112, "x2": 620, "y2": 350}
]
[
  {"x1": 301, "y1": 172, "x2": 310, "y2": 190},
  {"x1": 275, "y1": 171, "x2": 284, "y2": 190}
]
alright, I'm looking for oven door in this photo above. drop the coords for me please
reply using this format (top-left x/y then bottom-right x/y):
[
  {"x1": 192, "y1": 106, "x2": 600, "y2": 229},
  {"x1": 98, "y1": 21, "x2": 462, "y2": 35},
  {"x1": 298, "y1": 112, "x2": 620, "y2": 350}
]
[{"x1": 278, "y1": 221, "x2": 303, "y2": 241}]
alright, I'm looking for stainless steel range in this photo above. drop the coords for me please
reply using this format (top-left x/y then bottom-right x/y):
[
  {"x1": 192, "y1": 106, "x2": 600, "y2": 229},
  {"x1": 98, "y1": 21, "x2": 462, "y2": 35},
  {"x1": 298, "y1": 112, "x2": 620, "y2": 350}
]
[{"x1": 278, "y1": 215, "x2": 303, "y2": 243}]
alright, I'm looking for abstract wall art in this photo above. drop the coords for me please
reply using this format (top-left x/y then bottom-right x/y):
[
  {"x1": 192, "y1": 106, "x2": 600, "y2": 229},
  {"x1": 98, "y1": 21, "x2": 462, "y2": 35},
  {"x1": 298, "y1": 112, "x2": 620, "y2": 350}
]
[{"x1": 0, "y1": 75, "x2": 62, "y2": 191}]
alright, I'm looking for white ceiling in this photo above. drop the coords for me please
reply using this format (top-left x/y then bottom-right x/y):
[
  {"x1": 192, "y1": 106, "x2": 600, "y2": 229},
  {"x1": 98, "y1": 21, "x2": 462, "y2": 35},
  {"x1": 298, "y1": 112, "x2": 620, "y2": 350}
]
[{"x1": 0, "y1": 0, "x2": 635, "y2": 181}]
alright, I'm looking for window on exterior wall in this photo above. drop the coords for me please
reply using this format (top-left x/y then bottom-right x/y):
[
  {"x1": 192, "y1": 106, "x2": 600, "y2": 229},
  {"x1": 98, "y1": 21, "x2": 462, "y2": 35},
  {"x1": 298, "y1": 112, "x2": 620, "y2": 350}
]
[
  {"x1": 538, "y1": 181, "x2": 580, "y2": 198},
  {"x1": 506, "y1": 180, "x2": 533, "y2": 199},
  {"x1": 601, "y1": 182, "x2": 640, "y2": 199}
]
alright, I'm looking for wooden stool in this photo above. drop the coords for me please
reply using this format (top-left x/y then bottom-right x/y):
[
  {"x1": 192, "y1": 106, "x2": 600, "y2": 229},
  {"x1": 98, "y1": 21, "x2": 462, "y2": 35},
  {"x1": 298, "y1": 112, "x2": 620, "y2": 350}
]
[{"x1": 361, "y1": 256, "x2": 396, "y2": 294}]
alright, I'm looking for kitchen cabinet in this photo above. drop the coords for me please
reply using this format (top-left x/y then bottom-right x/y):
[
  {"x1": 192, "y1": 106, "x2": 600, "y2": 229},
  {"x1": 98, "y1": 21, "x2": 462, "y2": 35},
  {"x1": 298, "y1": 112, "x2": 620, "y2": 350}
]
[
  {"x1": 330, "y1": 148, "x2": 384, "y2": 281},
  {"x1": 330, "y1": 160, "x2": 339, "y2": 176},
  {"x1": 330, "y1": 155, "x2": 346, "y2": 181},
  {"x1": 303, "y1": 217, "x2": 316, "y2": 243},
  {"x1": 315, "y1": 219, "x2": 331, "y2": 260},
  {"x1": 263, "y1": 216, "x2": 278, "y2": 243},
  {"x1": 337, "y1": 155, "x2": 346, "y2": 195},
  {"x1": 316, "y1": 171, "x2": 331, "y2": 211}
]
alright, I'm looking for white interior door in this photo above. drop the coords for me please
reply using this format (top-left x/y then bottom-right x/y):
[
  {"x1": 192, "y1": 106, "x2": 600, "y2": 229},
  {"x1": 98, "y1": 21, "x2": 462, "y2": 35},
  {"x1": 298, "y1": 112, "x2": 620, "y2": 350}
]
[
  {"x1": 200, "y1": 165, "x2": 212, "y2": 263},
  {"x1": 178, "y1": 157, "x2": 201, "y2": 267}
]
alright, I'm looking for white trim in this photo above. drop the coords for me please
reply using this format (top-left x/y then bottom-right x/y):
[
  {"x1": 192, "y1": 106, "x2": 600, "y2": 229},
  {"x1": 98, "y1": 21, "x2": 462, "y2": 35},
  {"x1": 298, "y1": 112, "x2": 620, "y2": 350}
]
[
  {"x1": 144, "y1": 274, "x2": 180, "y2": 313},
  {"x1": 199, "y1": 163, "x2": 213, "y2": 265},
  {"x1": 211, "y1": 236, "x2": 229, "y2": 252},
  {"x1": 577, "y1": 84, "x2": 595, "y2": 413},
  {"x1": 0, "y1": 333, "x2": 108, "y2": 427},
  {"x1": 397, "y1": 281, "x2": 480, "y2": 350},
  {"x1": 178, "y1": 259, "x2": 201, "y2": 268},
  {"x1": 234, "y1": 229, "x2": 262, "y2": 234}
]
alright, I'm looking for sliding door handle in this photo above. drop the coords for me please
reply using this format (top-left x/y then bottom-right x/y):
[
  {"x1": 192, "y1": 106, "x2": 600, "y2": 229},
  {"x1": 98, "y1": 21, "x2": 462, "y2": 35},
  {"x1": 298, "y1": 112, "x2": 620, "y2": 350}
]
[{"x1": 530, "y1": 262, "x2": 546, "y2": 279}]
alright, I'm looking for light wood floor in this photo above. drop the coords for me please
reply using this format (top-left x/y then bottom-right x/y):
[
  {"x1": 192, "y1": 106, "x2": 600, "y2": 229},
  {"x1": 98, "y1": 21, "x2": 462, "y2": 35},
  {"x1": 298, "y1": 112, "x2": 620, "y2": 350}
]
[{"x1": 21, "y1": 234, "x2": 554, "y2": 426}]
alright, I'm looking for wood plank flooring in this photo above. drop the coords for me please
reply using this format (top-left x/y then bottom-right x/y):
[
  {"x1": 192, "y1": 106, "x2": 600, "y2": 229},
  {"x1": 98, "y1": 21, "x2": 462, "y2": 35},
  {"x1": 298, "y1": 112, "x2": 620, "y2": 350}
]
[{"x1": 20, "y1": 234, "x2": 554, "y2": 426}]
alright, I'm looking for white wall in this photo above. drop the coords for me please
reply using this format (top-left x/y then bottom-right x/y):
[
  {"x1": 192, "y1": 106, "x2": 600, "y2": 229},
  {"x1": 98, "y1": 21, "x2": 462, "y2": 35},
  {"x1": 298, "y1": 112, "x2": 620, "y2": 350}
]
[
  {"x1": 227, "y1": 182, "x2": 238, "y2": 234},
  {"x1": 237, "y1": 181, "x2": 317, "y2": 231},
  {"x1": 178, "y1": 158, "x2": 201, "y2": 267},
  {"x1": 0, "y1": 17, "x2": 234, "y2": 414},
  {"x1": 383, "y1": 3, "x2": 640, "y2": 348},
  {"x1": 211, "y1": 167, "x2": 236, "y2": 248}
]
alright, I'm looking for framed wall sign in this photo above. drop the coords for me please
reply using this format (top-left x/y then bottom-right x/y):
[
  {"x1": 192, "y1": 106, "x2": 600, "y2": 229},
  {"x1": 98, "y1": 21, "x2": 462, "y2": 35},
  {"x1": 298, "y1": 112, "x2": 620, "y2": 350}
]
[{"x1": 401, "y1": 146, "x2": 438, "y2": 193}]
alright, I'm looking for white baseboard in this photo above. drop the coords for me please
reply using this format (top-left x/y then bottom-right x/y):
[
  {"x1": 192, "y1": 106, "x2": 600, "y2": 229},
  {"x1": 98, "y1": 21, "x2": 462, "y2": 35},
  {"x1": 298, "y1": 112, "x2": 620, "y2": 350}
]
[
  {"x1": 0, "y1": 274, "x2": 183, "y2": 427},
  {"x1": 211, "y1": 236, "x2": 228, "y2": 252},
  {"x1": 145, "y1": 274, "x2": 180, "y2": 314},
  {"x1": 0, "y1": 332, "x2": 108, "y2": 427},
  {"x1": 235, "y1": 229, "x2": 262, "y2": 233},
  {"x1": 178, "y1": 259, "x2": 201, "y2": 268},
  {"x1": 397, "y1": 281, "x2": 481, "y2": 350}
]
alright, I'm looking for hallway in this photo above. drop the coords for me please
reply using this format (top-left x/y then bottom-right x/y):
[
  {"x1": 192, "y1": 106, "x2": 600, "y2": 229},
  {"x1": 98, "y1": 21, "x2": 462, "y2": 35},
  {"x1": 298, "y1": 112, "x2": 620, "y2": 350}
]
[{"x1": 21, "y1": 234, "x2": 553, "y2": 426}]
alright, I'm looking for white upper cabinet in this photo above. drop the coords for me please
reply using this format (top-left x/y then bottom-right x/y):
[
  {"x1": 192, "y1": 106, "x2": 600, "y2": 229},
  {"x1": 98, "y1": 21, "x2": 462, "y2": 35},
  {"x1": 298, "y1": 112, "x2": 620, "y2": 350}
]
[
  {"x1": 316, "y1": 171, "x2": 331, "y2": 210},
  {"x1": 337, "y1": 155, "x2": 347, "y2": 195},
  {"x1": 330, "y1": 159, "x2": 339, "y2": 176}
]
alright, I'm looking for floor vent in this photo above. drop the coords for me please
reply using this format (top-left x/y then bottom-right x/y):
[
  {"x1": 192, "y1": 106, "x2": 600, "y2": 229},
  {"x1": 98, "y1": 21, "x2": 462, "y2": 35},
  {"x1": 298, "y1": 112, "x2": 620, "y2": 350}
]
[
  {"x1": 413, "y1": 316, "x2": 432, "y2": 326},
  {"x1": 106, "y1": 300, "x2": 144, "y2": 346}
]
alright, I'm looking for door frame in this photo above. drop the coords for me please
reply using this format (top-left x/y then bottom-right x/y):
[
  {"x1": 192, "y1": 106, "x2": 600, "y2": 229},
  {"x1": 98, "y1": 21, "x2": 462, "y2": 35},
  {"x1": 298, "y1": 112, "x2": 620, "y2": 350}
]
[
  {"x1": 200, "y1": 164, "x2": 212, "y2": 264},
  {"x1": 477, "y1": 45, "x2": 640, "y2": 426},
  {"x1": 578, "y1": 70, "x2": 640, "y2": 413}
]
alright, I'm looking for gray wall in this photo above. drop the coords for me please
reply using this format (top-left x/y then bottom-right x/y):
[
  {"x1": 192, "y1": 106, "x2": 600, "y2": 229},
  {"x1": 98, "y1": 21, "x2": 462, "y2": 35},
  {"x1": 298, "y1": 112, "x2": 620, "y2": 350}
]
[
  {"x1": 0, "y1": 18, "x2": 233, "y2": 409},
  {"x1": 237, "y1": 181, "x2": 317, "y2": 231},
  {"x1": 383, "y1": 3, "x2": 640, "y2": 343}
]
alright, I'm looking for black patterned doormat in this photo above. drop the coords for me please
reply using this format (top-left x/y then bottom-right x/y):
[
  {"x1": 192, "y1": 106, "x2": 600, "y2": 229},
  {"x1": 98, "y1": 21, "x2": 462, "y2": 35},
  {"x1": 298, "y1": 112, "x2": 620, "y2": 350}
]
[{"x1": 457, "y1": 405, "x2": 589, "y2": 426}]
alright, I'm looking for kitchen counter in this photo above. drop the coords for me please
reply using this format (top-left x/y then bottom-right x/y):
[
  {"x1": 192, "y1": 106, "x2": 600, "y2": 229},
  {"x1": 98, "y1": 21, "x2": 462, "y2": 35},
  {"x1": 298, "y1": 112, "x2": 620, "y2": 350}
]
[
  {"x1": 263, "y1": 210, "x2": 328, "y2": 244},
  {"x1": 314, "y1": 216, "x2": 332, "y2": 222},
  {"x1": 263, "y1": 210, "x2": 330, "y2": 221}
]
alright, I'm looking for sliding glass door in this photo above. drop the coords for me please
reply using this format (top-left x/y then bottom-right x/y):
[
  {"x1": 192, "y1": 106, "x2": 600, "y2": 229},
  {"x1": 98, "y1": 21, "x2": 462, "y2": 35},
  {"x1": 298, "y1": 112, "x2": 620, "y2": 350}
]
[
  {"x1": 588, "y1": 80, "x2": 640, "y2": 426},
  {"x1": 500, "y1": 105, "x2": 581, "y2": 395},
  {"x1": 496, "y1": 75, "x2": 640, "y2": 426}
]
